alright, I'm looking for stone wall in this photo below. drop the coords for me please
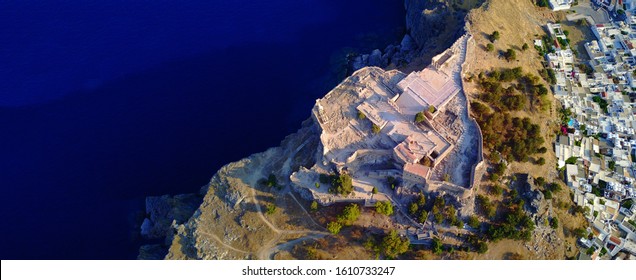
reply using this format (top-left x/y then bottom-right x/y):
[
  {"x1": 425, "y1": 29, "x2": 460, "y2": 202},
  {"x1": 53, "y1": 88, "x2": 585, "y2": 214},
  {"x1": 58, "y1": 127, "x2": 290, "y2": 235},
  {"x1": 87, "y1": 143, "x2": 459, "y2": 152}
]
[{"x1": 458, "y1": 29, "x2": 485, "y2": 192}]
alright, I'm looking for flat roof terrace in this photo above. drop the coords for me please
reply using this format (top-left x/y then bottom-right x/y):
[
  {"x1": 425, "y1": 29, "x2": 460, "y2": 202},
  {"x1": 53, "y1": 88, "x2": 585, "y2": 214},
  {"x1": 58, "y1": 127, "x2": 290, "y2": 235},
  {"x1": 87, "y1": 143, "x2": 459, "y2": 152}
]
[{"x1": 395, "y1": 68, "x2": 460, "y2": 117}]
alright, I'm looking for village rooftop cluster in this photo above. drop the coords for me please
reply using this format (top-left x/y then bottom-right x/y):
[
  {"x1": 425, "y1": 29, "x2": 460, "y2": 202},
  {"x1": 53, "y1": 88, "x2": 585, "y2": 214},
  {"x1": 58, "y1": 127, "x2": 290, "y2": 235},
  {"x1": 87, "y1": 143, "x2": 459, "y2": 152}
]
[{"x1": 543, "y1": 9, "x2": 636, "y2": 259}]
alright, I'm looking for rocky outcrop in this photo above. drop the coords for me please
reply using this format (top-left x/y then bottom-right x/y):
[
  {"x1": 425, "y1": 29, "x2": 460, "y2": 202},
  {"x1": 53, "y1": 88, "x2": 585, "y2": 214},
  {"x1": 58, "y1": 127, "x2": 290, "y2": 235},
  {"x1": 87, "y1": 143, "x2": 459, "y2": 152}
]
[
  {"x1": 136, "y1": 193, "x2": 203, "y2": 259},
  {"x1": 141, "y1": 193, "x2": 203, "y2": 239},
  {"x1": 350, "y1": 35, "x2": 417, "y2": 71},
  {"x1": 518, "y1": 174, "x2": 545, "y2": 215},
  {"x1": 405, "y1": 0, "x2": 452, "y2": 51},
  {"x1": 350, "y1": 0, "x2": 478, "y2": 72}
]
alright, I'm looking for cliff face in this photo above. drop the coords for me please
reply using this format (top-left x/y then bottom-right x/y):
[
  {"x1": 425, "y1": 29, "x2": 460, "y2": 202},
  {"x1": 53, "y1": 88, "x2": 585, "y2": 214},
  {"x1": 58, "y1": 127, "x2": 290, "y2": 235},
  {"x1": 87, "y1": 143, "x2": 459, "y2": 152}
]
[
  {"x1": 405, "y1": 0, "x2": 450, "y2": 50},
  {"x1": 351, "y1": 0, "x2": 480, "y2": 72},
  {"x1": 404, "y1": 0, "x2": 483, "y2": 58},
  {"x1": 161, "y1": 119, "x2": 323, "y2": 259}
]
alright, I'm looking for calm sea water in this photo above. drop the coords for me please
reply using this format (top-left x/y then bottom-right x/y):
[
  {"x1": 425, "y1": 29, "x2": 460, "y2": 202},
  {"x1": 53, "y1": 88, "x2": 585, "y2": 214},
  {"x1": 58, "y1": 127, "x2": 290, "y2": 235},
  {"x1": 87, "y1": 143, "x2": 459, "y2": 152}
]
[{"x1": 0, "y1": 1, "x2": 405, "y2": 259}]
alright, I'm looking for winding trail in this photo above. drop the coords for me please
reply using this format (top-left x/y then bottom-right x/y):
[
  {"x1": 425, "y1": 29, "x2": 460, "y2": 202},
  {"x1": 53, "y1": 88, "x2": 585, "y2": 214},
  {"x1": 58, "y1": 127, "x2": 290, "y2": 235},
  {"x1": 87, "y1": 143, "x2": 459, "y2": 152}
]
[
  {"x1": 262, "y1": 233, "x2": 328, "y2": 260},
  {"x1": 237, "y1": 135, "x2": 328, "y2": 259},
  {"x1": 198, "y1": 148, "x2": 328, "y2": 259},
  {"x1": 197, "y1": 231, "x2": 251, "y2": 255}
]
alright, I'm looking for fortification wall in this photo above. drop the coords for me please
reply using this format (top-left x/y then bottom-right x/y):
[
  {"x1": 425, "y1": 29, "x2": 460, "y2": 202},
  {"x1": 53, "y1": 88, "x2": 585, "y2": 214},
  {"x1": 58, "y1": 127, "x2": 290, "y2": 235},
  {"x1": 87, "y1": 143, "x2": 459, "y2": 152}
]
[{"x1": 459, "y1": 30, "x2": 485, "y2": 193}]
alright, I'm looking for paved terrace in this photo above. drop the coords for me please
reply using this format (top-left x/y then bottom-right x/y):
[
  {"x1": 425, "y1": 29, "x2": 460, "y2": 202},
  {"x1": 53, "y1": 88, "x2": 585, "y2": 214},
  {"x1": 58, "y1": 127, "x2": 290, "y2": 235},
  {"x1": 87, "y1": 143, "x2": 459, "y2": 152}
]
[{"x1": 396, "y1": 68, "x2": 461, "y2": 118}]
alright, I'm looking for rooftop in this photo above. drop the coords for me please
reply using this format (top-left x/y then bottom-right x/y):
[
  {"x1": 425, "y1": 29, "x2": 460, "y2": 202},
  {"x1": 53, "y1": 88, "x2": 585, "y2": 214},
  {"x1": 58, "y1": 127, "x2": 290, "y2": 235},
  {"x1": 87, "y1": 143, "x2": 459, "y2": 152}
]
[
  {"x1": 395, "y1": 68, "x2": 460, "y2": 117},
  {"x1": 403, "y1": 163, "x2": 431, "y2": 180}
]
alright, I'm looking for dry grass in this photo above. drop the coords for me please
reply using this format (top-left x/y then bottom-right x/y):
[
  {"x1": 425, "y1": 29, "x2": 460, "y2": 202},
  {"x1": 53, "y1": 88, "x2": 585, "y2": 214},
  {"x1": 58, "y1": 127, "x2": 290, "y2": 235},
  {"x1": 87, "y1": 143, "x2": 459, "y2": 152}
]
[
  {"x1": 465, "y1": 0, "x2": 550, "y2": 78},
  {"x1": 466, "y1": 0, "x2": 557, "y2": 187},
  {"x1": 561, "y1": 21, "x2": 597, "y2": 60},
  {"x1": 463, "y1": 0, "x2": 592, "y2": 259}
]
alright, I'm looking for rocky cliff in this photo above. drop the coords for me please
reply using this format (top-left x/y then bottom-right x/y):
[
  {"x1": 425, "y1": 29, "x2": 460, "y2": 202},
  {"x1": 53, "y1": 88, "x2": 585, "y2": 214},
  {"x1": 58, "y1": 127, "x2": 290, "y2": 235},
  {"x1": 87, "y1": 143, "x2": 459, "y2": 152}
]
[
  {"x1": 351, "y1": 0, "x2": 482, "y2": 72},
  {"x1": 156, "y1": 119, "x2": 323, "y2": 259},
  {"x1": 405, "y1": 0, "x2": 457, "y2": 53}
]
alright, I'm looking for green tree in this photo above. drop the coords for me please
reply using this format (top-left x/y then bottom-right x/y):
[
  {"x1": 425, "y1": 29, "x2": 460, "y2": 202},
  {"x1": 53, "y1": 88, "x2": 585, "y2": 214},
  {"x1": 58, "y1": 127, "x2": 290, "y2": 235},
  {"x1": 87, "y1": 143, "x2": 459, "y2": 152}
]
[
  {"x1": 468, "y1": 215, "x2": 480, "y2": 229},
  {"x1": 550, "y1": 217, "x2": 559, "y2": 229},
  {"x1": 331, "y1": 173, "x2": 354, "y2": 196},
  {"x1": 573, "y1": 228, "x2": 587, "y2": 238},
  {"x1": 537, "y1": 157, "x2": 546, "y2": 165},
  {"x1": 443, "y1": 173, "x2": 451, "y2": 182},
  {"x1": 372, "y1": 123, "x2": 381, "y2": 134},
  {"x1": 477, "y1": 242, "x2": 489, "y2": 254},
  {"x1": 428, "y1": 105, "x2": 436, "y2": 113},
  {"x1": 418, "y1": 210, "x2": 428, "y2": 223},
  {"x1": 486, "y1": 43, "x2": 494, "y2": 52},
  {"x1": 431, "y1": 238, "x2": 443, "y2": 254},
  {"x1": 477, "y1": 195, "x2": 496, "y2": 219},
  {"x1": 452, "y1": 219, "x2": 464, "y2": 228},
  {"x1": 504, "y1": 49, "x2": 516, "y2": 62},
  {"x1": 415, "y1": 112, "x2": 426, "y2": 123},
  {"x1": 434, "y1": 196, "x2": 446, "y2": 209},
  {"x1": 408, "y1": 202, "x2": 419, "y2": 216},
  {"x1": 310, "y1": 201, "x2": 318, "y2": 212},
  {"x1": 416, "y1": 193, "x2": 426, "y2": 207},
  {"x1": 534, "y1": 177, "x2": 546, "y2": 187},
  {"x1": 522, "y1": 43, "x2": 529, "y2": 51},
  {"x1": 372, "y1": 186, "x2": 378, "y2": 194},
  {"x1": 490, "y1": 31, "x2": 500, "y2": 42},
  {"x1": 327, "y1": 221, "x2": 342, "y2": 234},
  {"x1": 376, "y1": 201, "x2": 394, "y2": 216},
  {"x1": 357, "y1": 110, "x2": 366, "y2": 120},
  {"x1": 381, "y1": 230, "x2": 410, "y2": 259},
  {"x1": 490, "y1": 184, "x2": 503, "y2": 196},
  {"x1": 265, "y1": 204, "x2": 277, "y2": 215},
  {"x1": 490, "y1": 173, "x2": 499, "y2": 182},
  {"x1": 546, "y1": 182, "x2": 562, "y2": 193},
  {"x1": 434, "y1": 212, "x2": 444, "y2": 224},
  {"x1": 543, "y1": 190, "x2": 553, "y2": 199},
  {"x1": 337, "y1": 203, "x2": 361, "y2": 226}
]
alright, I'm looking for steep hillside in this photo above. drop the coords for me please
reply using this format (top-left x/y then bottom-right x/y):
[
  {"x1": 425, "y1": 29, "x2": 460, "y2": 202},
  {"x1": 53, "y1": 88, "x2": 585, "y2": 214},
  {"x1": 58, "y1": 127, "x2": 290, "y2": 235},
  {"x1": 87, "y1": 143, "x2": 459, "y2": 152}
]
[{"x1": 463, "y1": 0, "x2": 588, "y2": 259}]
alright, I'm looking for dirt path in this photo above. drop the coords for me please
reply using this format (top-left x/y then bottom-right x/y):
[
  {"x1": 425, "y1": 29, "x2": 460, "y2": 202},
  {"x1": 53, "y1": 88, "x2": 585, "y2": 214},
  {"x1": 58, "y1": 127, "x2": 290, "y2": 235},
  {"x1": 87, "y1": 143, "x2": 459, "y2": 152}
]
[
  {"x1": 197, "y1": 231, "x2": 252, "y2": 255},
  {"x1": 243, "y1": 140, "x2": 329, "y2": 259},
  {"x1": 287, "y1": 191, "x2": 327, "y2": 231},
  {"x1": 262, "y1": 233, "x2": 328, "y2": 260}
]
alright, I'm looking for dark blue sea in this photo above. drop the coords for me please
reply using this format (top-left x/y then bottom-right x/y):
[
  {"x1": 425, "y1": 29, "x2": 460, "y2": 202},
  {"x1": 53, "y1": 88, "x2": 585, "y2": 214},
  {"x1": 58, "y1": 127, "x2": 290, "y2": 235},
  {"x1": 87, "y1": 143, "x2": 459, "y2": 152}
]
[{"x1": 0, "y1": 1, "x2": 405, "y2": 259}]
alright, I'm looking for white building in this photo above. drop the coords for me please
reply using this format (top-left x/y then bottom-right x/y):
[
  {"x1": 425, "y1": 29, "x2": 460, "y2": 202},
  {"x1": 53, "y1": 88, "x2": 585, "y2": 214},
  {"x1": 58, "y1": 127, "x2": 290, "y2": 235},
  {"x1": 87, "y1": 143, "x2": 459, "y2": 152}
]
[{"x1": 549, "y1": 0, "x2": 573, "y2": 11}]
